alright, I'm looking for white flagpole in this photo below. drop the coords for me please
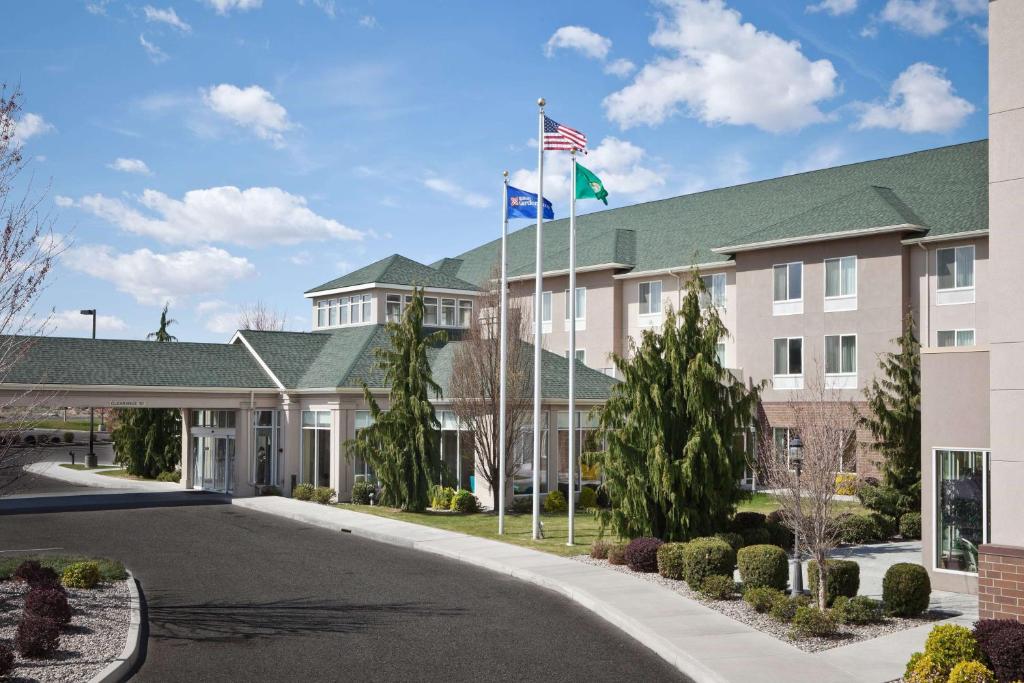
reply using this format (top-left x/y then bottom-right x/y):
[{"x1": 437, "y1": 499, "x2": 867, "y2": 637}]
[
  {"x1": 567, "y1": 150, "x2": 577, "y2": 546},
  {"x1": 532, "y1": 98, "x2": 545, "y2": 541},
  {"x1": 498, "y1": 171, "x2": 509, "y2": 535}
]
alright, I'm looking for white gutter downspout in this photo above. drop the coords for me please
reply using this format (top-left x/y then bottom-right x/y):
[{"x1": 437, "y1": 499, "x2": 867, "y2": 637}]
[{"x1": 917, "y1": 242, "x2": 929, "y2": 345}]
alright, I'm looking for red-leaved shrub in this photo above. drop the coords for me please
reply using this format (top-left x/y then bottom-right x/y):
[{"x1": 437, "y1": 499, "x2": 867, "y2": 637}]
[
  {"x1": 974, "y1": 619, "x2": 1024, "y2": 683},
  {"x1": 15, "y1": 614, "x2": 61, "y2": 659},
  {"x1": 0, "y1": 643, "x2": 13, "y2": 677},
  {"x1": 13, "y1": 560, "x2": 62, "y2": 590},
  {"x1": 624, "y1": 537, "x2": 664, "y2": 573},
  {"x1": 25, "y1": 586, "x2": 72, "y2": 627}
]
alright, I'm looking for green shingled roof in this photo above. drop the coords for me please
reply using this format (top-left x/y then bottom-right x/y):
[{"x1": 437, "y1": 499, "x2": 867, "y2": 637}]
[
  {"x1": 305, "y1": 254, "x2": 479, "y2": 295},
  {"x1": 1, "y1": 336, "x2": 276, "y2": 388}
]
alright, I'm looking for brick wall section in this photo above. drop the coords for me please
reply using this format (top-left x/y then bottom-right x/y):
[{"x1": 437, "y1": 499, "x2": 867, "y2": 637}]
[{"x1": 978, "y1": 545, "x2": 1024, "y2": 622}]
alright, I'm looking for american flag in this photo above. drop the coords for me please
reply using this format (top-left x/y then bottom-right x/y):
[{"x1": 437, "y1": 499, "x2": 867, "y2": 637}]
[{"x1": 543, "y1": 115, "x2": 587, "y2": 151}]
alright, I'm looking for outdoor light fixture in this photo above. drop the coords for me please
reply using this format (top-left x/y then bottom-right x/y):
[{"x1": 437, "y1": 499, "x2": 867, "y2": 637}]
[
  {"x1": 80, "y1": 309, "x2": 98, "y2": 468},
  {"x1": 788, "y1": 434, "x2": 804, "y2": 595}
]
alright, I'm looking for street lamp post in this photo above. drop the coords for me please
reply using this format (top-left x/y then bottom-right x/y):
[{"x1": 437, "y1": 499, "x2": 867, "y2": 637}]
[
  {"x1": 80, "y1": 309, "x2": 97, "y2": 468},
  {"x1": 788, "y1": 435, "x2": 804, "y2": 595}
]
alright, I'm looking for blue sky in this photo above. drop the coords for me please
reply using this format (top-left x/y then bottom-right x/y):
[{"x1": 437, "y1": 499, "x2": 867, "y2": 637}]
[{"x1": 4, "y1": 0, "x2": 988, "y2": 341}]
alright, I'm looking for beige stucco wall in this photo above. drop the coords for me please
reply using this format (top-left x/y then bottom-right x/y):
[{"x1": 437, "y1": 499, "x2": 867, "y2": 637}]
[{"x1": 908, "y1": 238, "x2": 989, "y2": 347}]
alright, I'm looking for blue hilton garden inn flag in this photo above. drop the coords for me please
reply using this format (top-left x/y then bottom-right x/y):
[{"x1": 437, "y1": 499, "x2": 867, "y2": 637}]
[{"x1": 507, "y1": 185, "x2": 554, "y2": 220}]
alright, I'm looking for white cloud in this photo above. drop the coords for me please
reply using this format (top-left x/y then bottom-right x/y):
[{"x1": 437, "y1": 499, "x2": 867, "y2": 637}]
[
  {"x1": 304, "y1": 0, "x2": 336, "y2": 18},
  {"x1": 603, "y1": 0, "x2": 839, "y2": 133},
  {"x1": 807, "y1": 0, "x2": 857, "y2": 15},
  {"x1": 54, "y1": 195, "x2": 74, "y2": 207},
  {"x1": 879, "y1": 0, "x2": 949, "y2": 35},
  {"x1": 108, "y1": 157, "x2": 152, "y2": 175},
  {"x1": 545, "y1": 26, "x2": 613, "y2": 60},
  {"x1": 855, "y1": 62, "x2": 974, "y2": 133},
  {"x1": 203, "y1": 84, "x2": 292, "y2": 147},
  {"x1": 85, "y1": 0, "x2": 112, "y2": 15},
  {"x1": 604, "y1": 58, "x2": 636, "y2": 77},
  {"x1": 62, "y1": 245, "x2": 255, "y2": 305},
  {"x1": 422, "y1": 178, "x2": 490, "y2": 209},
  {"x1": 48, "y1": 309, "x2": 128, "y2": 336},
  {"x1": 289, "y1": 250, "x2": 312, "y2": 265},
  {"x1": 143, "y1": 6, "x2": 191, "y2": 32},
  {"x1": 202, "y1": 0, "x2": 261, "y2": 15},
  {"x1": 195, "y1": 300, "x2": 239, "y2": 333},
  {"x1": 782, "y1": 142, "x2": 846, "y2": 175},
  {"x1": 510, "y1": 136, "x2": 667, "y2": 203},
  {"x1": 358, "y1": 15, "x2": 377, "y2": 28},
  {"x1": 77, "y1": 185, "x2": 363, "y2": 246},
  {"x1": 139, "y1": 34, "x2": 168, "y2": 63},
  {"x1": 12, "y1": 113, "x2": 55, "y2": 146}
]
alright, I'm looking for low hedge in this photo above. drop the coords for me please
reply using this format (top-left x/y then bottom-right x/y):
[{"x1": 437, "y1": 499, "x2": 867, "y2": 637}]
[
  {"x1": 681, "y1": 537, "x2": 736, "y2": 589},
  {"x1": 543, "y1": 490, "x2": 567, "y2": 513},
  {"x1": 790, "y1": 606, "x2": 838, "y2": 638},
  {"x1": 831, "y1": 595, "x2": 883, "y2": 625},
  {"x1": 900, "y1": 512, "x2": 922, "y2": 540},
  {"x1": 869, "y1": 512, "x2": 898, "y2": 541},
  {"x1": 578, "y1": 487, "x2": 598, "y2": 509},
  {"x1": 698, "y1": 575, "x2": 736, "y2": 600},
  {"x1": 737, "y1": 544, "x2": 788, "y2": 591},
  {"x1": 769, "y1": 593, "x2": 811, "y2": 623},
  {"x1": 883, "y1": 562, "x2": 931, "y2": 617},
  {"x1": 730, "y1": 512, "x2": 767, "y2": 533},
  {"x1": 766, "y1": 520, "x2": 794, "y2": 550},
  {"x1": 837, "y1": 514, "x2": 879, "y2": 545},
  {"x1": 624, "y1": 537, "x2": 663, "y2": 573},
  {"x1": 973, "y1": 619, "x2": 1024, "y2": 683},
  {"x1": 590, "y1": 540, "x2": 611, "y2": 560},
  {"x1": 656, "y1": 542, "x2": 687, "y2": 581},
  {"x1": 807, "y1": 559, "x2": 859, "y2": 606},
  {"x1": 156, "y1": 470, "x2": 181, "y2": 483},
  {"x1": 62, "y1": 562, "x2": 101, "y2": 589},
  {"x1": 947, "y1": 661, "x2": 995, "y2": 683},
  {"x1": 743, "y1": 586, "x2": 784, "y2": 613},
  {"x1": 293, "y1": 483, "x2": 315, "y2": 501},
  {"x1": 714, "y1": 532, "x2": 744, "y2": 553},
  {"x1": 312, "y1": 487, "x2": 336, "y2": 505},
  {"x1": 739, "y1": 526, "x2": 771, "y2": 548},
  {"x1": 925, "y1": 625, "x2": 981, "y2": 675},
  {"x1": 450, "y1": 489, "x2": 479, "y2": 513}
]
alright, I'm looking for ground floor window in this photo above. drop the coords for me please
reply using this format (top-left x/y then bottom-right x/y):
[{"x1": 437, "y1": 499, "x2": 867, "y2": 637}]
[
  {"x1": 252, "y1": 410, "x2": 280, "y2": 487},
  {"x1": 513, "y1": 414, "x2": 548, "y2": 495},
  {"x1": 437, "y1": 410, "x2": 474, "y2": 491},
  {"x1": 301, "y1": 410, "x2": 331, "y2": 488},
  {"x1": 556, "y1": 411, "x2": 601, "y2": 496},
  {"x1": 935, "y1": 449, "x2": 989, "y2": 573},
  {"x1": 352, "y1": 410, "x2": 376, "y2": 484}
]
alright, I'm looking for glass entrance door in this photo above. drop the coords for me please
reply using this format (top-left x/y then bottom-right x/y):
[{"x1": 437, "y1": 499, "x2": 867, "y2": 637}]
[{"x1": 191, "y1": 433, "x2": 235, "y2": 493}]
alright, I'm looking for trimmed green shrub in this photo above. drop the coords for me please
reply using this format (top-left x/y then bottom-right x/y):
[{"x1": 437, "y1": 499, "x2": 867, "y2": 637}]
[
  {"x1": 293, "y1": 483, "x2": 315, "y2": 501},
  {"x1": 737, "y1": 544, "x2": 788, "y2": 591},
  {"x1": 61, "y1": 562, "x2": 101, "y2": 589},
  {"x1": 625, "y1": 537, "x2": 663, "y2": 573},
  {"x1": 831, "y1": 595, "x2": 883, "y2": 625},
  {"x1": 769, "y1": 593, "x2": 811, "y2": 623},
  {"x1": 543, "y1": 490, "x2": 567, "y2": 513},
  {"x1": 62, "y1": 431, "x2": 75, "y2": 443},
  {"x1": 857, "y1": 482, "x2": 913, "y2": 518},
  {"x1": 743, "y1": 586, "x2": 784, "y2": 613},
  {"x1": 682, "y1": 537, "x2": 736, "y2": 589},
  {"x1": 351, "y1": 481, "x2": 374, "y2": 505},
  {"x1": 156, "y1": 470, "x2": 181, "y2": 483},
  {"x1": 0, "y1": 643, "x2": 12, "y2": 677},
  {"x1": 973, "y1": 619, "x2": 1024, "y2": 683},
  {"x1": 578, "y1": 487, "x2": 597, "y2": 509},
  {"x1": 869, "y1": 512, "x2": 898, "y2": 541},
  {"x1": 947, "y1": 661, "x2": 994, "y2": 683},
  {"x1": 607, "y1": 543, "x2": 628, "y2": 565},
  {"x1": 766, "y1": 520, "x2": 794, "y2": 549},
  {"x1": 883, "y1": 562, "x2": 931, "y2": 617},
  {"x1": 925, "y1": 624, "x2": 981, "y2": 675},
  {"x1": 510, "y1": 496, "x2": 531, "y2": 513},
  {"x1": 714, "y1": 532, "x2": 744, "y2": 553},
  {"x1": 837, "y1": 514, "x2": 880, "y2": 544},
  {"x1": 900, "y1": 512, "x2": 922, "y2": 540},
  {"x1": 730, "y1": 511, "x2": 767, "y2": 532},
  {"x1": 23, "y1": 434, "x2": 36, "y2": 445},
  {"x1": 450, "y1": 489, "x2": 479, "y2": 513},
  {"x1": 430, "y1": 485, "x2": 454, "y2": 509},
  {"x1": 656, "y1": 542, "x2": 687, "y2": 580},
  {"x1": 790, "y1": 606, "x2": 838, "y2": 638},
  {"x1": 25, "y1": 586, "x2": 72, "y2": 627},
  {"x1": 0, "y1": 556, "x2": 124, "y2": 583},
  {"x1": 739, "y1": 526, "x2": 771, "y2": 547},
  {"x1": 698, "y1": 575, "x2": 736, "y2": 600},
  {"x1": 590, "y1": 540, "x2": 610, "y2": 560},
  {"x1": 15, "y1": 614, "x2": 61, "y2": 658},
  {"x1": 807, "y1": 559, "x2": 860, "y2": 606},
  {"x1": 313, "y1": 487, "x2": 336, "y2": 505}
]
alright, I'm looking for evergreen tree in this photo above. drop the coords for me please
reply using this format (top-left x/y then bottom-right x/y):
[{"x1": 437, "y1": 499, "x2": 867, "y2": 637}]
[
  {"x1": 347, "y1": 290, "x2": 444, "y2": 511},
  {"x1": 592, "y1": 276, "x2": 762, "y2": 541},
  {"x1": 858, "y1": 313, "x2": 921, "y2": 506}
]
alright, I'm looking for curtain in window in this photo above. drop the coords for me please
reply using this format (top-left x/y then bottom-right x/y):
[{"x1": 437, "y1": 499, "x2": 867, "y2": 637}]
[
  {"x1": 956, "y1": 330, "x2": 975, "y2": 346},
  {"x1": 937, "y1": 331, "x2": 955, "y2": 347},
  {"x1": 639, "y1": 283, "x2": 650, "y2": 313},
  {"x1": 841, "y1": 335, "x2": 856, "y2": 373},
  {"x1": 825, "y1": 335, "x2": 840, "y2": 373},
  {"x1": 956, "y1": 247, "x2": 974, "y2": 288},
  {"x1": 712, "y1": 273, "x2": 726, "y2": 306},
  {"x1": 841, "y1": 257, "x2": 856, "y2": 295},
  {"x1": 774, "y1": 338, "x2": 788, "y2": 374},
  {"x1": 773, "y1": 266, "x2": 787, "y2": 301},
  {"x1": 826, "y1": 260, "x2": 841, "y2": 297}
]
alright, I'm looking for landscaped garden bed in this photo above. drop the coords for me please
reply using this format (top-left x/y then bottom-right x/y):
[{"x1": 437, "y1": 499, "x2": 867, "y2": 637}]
[{"x1": 0, "y1": 556, "x2": 131, "y2": 682}]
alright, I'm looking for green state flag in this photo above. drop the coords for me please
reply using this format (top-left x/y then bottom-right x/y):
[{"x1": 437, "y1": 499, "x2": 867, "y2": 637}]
[{"x1": 575, "y1": 162, "x2": 608, "y2": 205}]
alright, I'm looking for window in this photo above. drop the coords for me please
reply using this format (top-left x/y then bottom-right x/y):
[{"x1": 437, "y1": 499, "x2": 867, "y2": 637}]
[
  {"x1": 935, "y1": 449, "x2": 989, "y2": 573},
  {"x1": 937, "y1": 329, "x2": 975, "y2": 348},
  {"x1": 352, "y1": 410, "x2": 375, "y2": 485},
  {"x1": 564, "y1": 287, "x2": 586, "y2": 320},
  {"x1": 541, "y1": 291, "x2": 552, "y2": 322},
  {"x1": 192, "y1": 410, "x2": 236, "y2": 428},
  {"x1": 350, "y1": 295, "x2": 361, "y2": 324},
  {"x1": 386, "y1": 294, "x2": 402, "y2": 323},
  {"x1": 773, "y1": 262, "x2": 803, "y2": 302},
  {"x1": 252, "y1": 410, "x2": 280, "y2": 487},
  {"x1": 639, "y1": 281, "x2": 662, "y2": 316},
  {"x1": 825, "y1": 334, "x2": 857, "y2": 374},
  {"x1": 513, "y1": 413, "x2": 548, "y2": 495},
  {"x1": 424, "y1": 297, "x2": 438, "y2": 326},
  {"x1": 361, "y1": 294, "x2": 371, "y2": 321},
  {"x1": 715, "y1": 342, "x2": 726, "y2": 367},
  {"x1": 438, "y1": 410, "x2": 474, "y2": 490},
  {"x1": 937, "y1": 245, "x2": 975, "y2": 290},
  {"x1": 825, "y1": 256, "x2": 856, "y2": 298},
  {"x1": 565, "y1": 349, "x2": 585, "y2": 363},
  {"x1": 557, "y1": 411, "x2": 601, "y2": 493},
  {"x1": 316, "y1": 300, "x2": 328, "y2": 328},
  {"x1": 459, "y1": 300, "x2": 473, "y2": 328},
  {"x1": 773, "y1": 337, "x2": 803, "y2": 376},
  {"x1": 301, "y1": 410, "x2": 331, "y2": 488},
  {"x1": 339, "y1": 296, "x2": 349, "y2": 325},
  {"x1": 700, "y1": 273, "x2": 726, "y2": 309},
  {"x1": 441, "y1": 298, "x2": 457, "y2": 327}
]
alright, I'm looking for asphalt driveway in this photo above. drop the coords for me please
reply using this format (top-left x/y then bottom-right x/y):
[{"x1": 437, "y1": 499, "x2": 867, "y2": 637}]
[{"x1": 1, "y1": 498, "x2": 686, "y2": 682}]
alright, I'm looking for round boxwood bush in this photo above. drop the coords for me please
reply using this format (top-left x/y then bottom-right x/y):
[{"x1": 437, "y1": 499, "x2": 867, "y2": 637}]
[
  {"x1": 15, "y1": 614, "x2": 61, "y2": 658},
  {"x1": 740, "y1": 526, "x2": 772, "y2": 547},
  {"x1": 973, "y1": 619, "x2": 1024, "y2": 683},
  {"x1": 869, "y1": 512, "x2": 898, "y2": 541},
  {"x1": 578, "y1": 487, "x2": 598, "y2": 509},
  {"x1": 607, "y1": 543, "x2": 628, "y2": 565},
  {"x1": 25, "y1": 586, "x2": 72, "y2": 627},
  {"x1": 62, "y1": 431, "x2": 75, "y2": 444},
  {"x1": 737, "y1": 544, "x2": 788, "y2": 591},
  {"x1": 807, "y1": 559, "x2": 860, "y2": 606},
  {"x1": 769, "y1": 593, "x2": 810, "y2": 623},
  {"x1": 790, "y1": 606, "x2": 838, "y2": 638},
  {"x1": 900, "y1": 512, "x2": 922, "y2": 540},
  {"x1": 698, "y1": 575, "x2": 736, "y2": 600},
  {"x1": 714, "y1": 532, "x2": 744, "y2": 553},
  {"x1": 543, "y1": 490, "x2": 567, "y2": 513},
  {"x1": 682, "y1": 537, "x2": 736, "y2": 589},
  {"x1": 925, "y1": 624, "x2": 981, "y2": 674},
  {"x1": 624, "y1": 537, "x2": 663, "y2": 573},
  {"x1": 61, "y1": 561, "x2": 101, "y2": 589},
  {"x1": 730, "y1": 511, "x2": 767, "y2": 533},
  {"x1": 947, "y1": 661, "x2": 994, "y2": 683},
  {"x1": 766, "y1": 520, "x2": 794, "y2": 550},
  {"x1": 656, "y1": 542, "x2": 687, "y2": 580},
  {"x1": 883, "y1": 562, "x2": 931, "y2": 617},
  {"x1": 450, "y1": 489, "x2": 479, "y2": 513},
  {"x1": 0, "y1": 643, "x2": 12, "y2": 677},
  {"x1": 352, "y1": 481, "x2": 374, "y2": 505},
  {"x1": 837, "y1": 514, "x2": 880, "y2": 545},
  {"x1": 831, "y1": 595, "x2": 883, "y2": 625},
  {"x1": 743, "y1": 586, "x2": 784, "y2": 613},
  {"x1": 293, "y1": 483, "x2": 315, "y2": 501}
]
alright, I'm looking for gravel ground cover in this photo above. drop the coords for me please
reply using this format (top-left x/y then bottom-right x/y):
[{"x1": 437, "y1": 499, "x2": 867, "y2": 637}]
[
  {"x1": 0, "y1": 579, "x2": 130, "y2": 682},
  {"x1": 573, "y1": 555, "x2": 945, "y2": 653}
]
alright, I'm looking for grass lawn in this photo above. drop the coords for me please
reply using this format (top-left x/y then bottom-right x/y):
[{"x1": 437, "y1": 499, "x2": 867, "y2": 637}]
[
  {"x1": 59, "y1": 464, "x2": 160, "y2": 481},
  {"x1": 59, "y1": 464, "x2": 118, "y2": 471},
  {"x1": 742, "y1": 491, "x2": 868, "y2": 516},
  {"x1": 0, "y1": 419, "x2": 94, "y2": 431}
]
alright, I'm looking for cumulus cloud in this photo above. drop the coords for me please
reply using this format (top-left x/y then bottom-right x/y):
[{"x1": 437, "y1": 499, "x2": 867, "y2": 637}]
[
  {"x1": 54, "y1": 195, "x2": 74, "y2": 208},
  {"x1": 108, "y1": 157, "x2": 152, "y2": 175},
  {"x1": 604, "y1": 58, "x2": 636, "y2": 77},
  {"x1": 545, "y1": 26, "x2": 613, "y2": 60},
  {"x1": 877, "y1": 0, "x2": 986, "y2": 36},
  {"x1": 603, "y1": 0, "x2": 839, "y2": 133},
  {"x1": 203, "y1": 84, "x2": 292, "y2": 147},
  {"x1": 855, "y1": 62, "x2": 975, "y2": 133},
  {"x1": 143, "y1": 6, "x2": 191, "y2": 32},
  {"x1": 48, "y1": 309, "x2": 128, "y2": 336},
  {"x1": 76, "y1": 185, "x2": 362, "y2": 246},
  {"x1": 422, "y1": 178, "x2": 490, "y2": 209},
  {"x1": 202, "y1": 0, "x2": 261, "y2": 15},
  {"x1": 62, "y1": 245, "x2": 255, "y2": 305},
  {"x1": 807, "y1": 0, "x2": 857, "y2": 15},
  {"x1": 195, "y1": 300, "x2": 239, "y2": 334},
  {"x1": 139, "y1": 34, "x2": 168, "y2": 63},
  {"x1": 12, "y1": 113, "x2": 55, "y2": 146}
]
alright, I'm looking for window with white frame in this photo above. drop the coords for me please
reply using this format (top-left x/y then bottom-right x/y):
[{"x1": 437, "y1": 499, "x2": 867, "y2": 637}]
[
  {"x1": 459, "y1": 300, "x2": 473, "y2": 328},
  {"x1": 386, "y1": 294, "x2": 402, "y2": 322},
  {"x1": 564, "y1": 349, "x2": 585, "y2": 363},
  {"x1": 564, "y1": 287, "x2": 586, "y2": 321},
  {"x1": 639, "y1": 281, "x2": 662, "y2": 316},
  {"x1": 937, "y1": 246, "x2": 975, "y2": 290},
  {"x1": 424, "y1": 297, "x2": 439, "y2": 326},
  {"x1": 441, "y1": 298, "x2": 457, "y2": 327},
  {"x1": 541, "y1": 291, "x2": 552, "y2": 325},
  {"x1": 300, "y1": 410, "x2": 331, "y2": 488},
  {"x1": 935, "y1": 449, "x2": 989, "y2": 573},
  {"x1": 315, "y1": 295, "x2": 373, "y2": 328},
  {"x1": 825, "y1": 256, "x2": 856, "y2": 298},
  {"x1": 773, "y1": 337, "x2": 803, "y2": 379},
  {"x1": 937, "y1": 329, "x2": 975, "y2": 348},
  {"x1": 353, "y1": 410, "x2": 375, "y2": 485},
  {"x1": 316, "y1": 300, "x2": 328, "y2": 327},
  {"x1": 825, "y1": 334, "x2": 857, "y2": 375},
  {"x1": 773, "y1": 262, "x2": 803, "y2": 302},
  {"x1": 715, "y1": 342, "x2": 726, "y2": 367},
  {"x1": 700, "y1": 273, "x2": 727, "y2": 309}
]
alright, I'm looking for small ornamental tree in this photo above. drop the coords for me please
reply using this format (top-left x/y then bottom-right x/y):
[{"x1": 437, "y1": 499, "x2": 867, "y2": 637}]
[
  {"x1": 858, "y1": 314, "x2": 921, "y2": 506},
  {"x1": 591, "y1": 275, "x2": 762, "y2": 541},
  {"x1": 347, "y1": 289, "x2": 443, "y2": 511}
]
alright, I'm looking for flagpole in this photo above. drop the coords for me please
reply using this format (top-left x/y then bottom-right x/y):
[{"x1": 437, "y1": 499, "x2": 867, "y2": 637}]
[
  {"x1": 498, "y1": 171, "x2": 509, "y2": 535},
  {"x1": 532, "y1": 98, "x2": 545, "y2": 541},
  {"x1": 567, "y1": 149, "x2": 577, "y2": 546}
]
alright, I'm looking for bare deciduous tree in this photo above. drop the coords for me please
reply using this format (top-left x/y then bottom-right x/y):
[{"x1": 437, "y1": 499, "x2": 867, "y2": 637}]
[
  {"x1": 756, "y1": 373, "x2": 854, "y2": 610},
  {"x1": 449, "y1": 268, "x2": 531, "y2": 508},
  {"x1": 238, "y1": 300, "x2": 286, "y2": 331}
]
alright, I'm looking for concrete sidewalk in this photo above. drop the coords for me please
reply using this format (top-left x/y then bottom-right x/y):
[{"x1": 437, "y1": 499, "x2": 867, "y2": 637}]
[
  {"x1": 23, "y1": 460, "x2": 181, "y2": 492},
  {"x1": 234, "y1": 497, "x2": 969, "y2": 683}
]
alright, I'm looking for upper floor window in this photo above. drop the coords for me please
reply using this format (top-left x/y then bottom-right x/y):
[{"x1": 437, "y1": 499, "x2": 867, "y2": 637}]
[
  {"x1": 715, "y1": 341, "x2": 726, "y2": 367},
  {"x1": 564, "y1": 287, "x2": 586, "y2": 321},
  {"x1": 459, "y1": 300, "x2": 473, "y2": 327},
  {"x1": 315, "y1": 294, "x2": 371, "y2": 328},
  {"x1": 825, "y1": 256, "x2": 857, "y2": 298},
  {"x1": 564, "y1": 348, "x2": 585, "y2": 363},
  {"x1": 639, "y1": 281, "x2": 662, "y2": 316},
  {"x1": 541, "y1": 291, "x2": 552, "y2": 323},
  {"x1": 700, "y1": 273, "x2": 727, "y2": 309},
  {"x1": 420, "y1": 296, "x2": 473, "y2": 328},
  {"x1": 773, "y1": 337, "x2": 803, "y2": 376},
  {"x1": 773, "y1": 262, "x2": 803, "y2": 302},
  {"x1": 937, "y1": 329, "x2": 975, "y2": 348},
  {"x1": 825, "y1": 334, "x2": 857, "y2": 375},
  {"x1": 424, "y1": 297, "x2": 439, "y2": 326},
  {"x1": 937, "y1": 245, "x2": 974, "y2": 290}
]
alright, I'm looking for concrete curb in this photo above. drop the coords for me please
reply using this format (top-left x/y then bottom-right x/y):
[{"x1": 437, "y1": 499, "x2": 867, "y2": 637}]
[{"x1": 89, "y1": 571, "x2": 143, "y2": 683}]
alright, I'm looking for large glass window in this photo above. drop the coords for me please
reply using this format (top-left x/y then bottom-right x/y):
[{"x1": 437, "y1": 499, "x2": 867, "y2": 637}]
[
  {"x1": 825, "y1": 334, "x2": 857, "y2": 375},
  {"x1": 513, "y1": 414, "x2": 548, "y2": 495},
  {"x1": 424, "y1": 297, "x2": 439, "y2": 326},
  {"x1": 437, "y1": 410, "x2": 474, "y2": 490},
  {"x1": 301, "y1": 410, "x2": 331, "y2": 488},
  {"x1": 773, "y1": 337, "x2": 803, "y2": 376},
  {"x1": 936, "y1": 449, "x2": 989, "y2": 573},
  {"x1": 339, "y1": 296, "x2": 349, "y2": 325},
  {"x1": 317, "y1": 300, "x2": 328, "y2": 328},
  {"x1": 192, "y1": 410, "x2": 236, "y2": 428},
  {"x1": 700, "y1": 273, "x2": 727, "y2": 309},
  {"x1": 825, "y1": 256, "x2": 857, "y2": 298},
  {"x1": 937, "y1": 246, "x2": 975, "y2": 290},
  {"x1": 386, "y1": 294, "x2": 402, "y2": 322},
  {"x1": 773, "y1": 262, "x2": 803, "y2": 302},
  {"x1": 252, "y1": 410, "x2": 280, "y2": 487},
  {"x1": 459, "y1": 300, "x2": 473, "y2": 328},
  {"x1": 937, "y1": 329, "x2": 975, "y2": 348},
  {"x1": 639, "y1": 281, "x2": 662, "y2": 316},
  {"x1": 441, "y1": 298, "x2": 457, "y2": 327},
  {"x1": 352, "y1": 410, "x2": 375, "y2": 484},
  {"x1": 556, "y1": 412, "x2": 601, "y2": 495}
]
